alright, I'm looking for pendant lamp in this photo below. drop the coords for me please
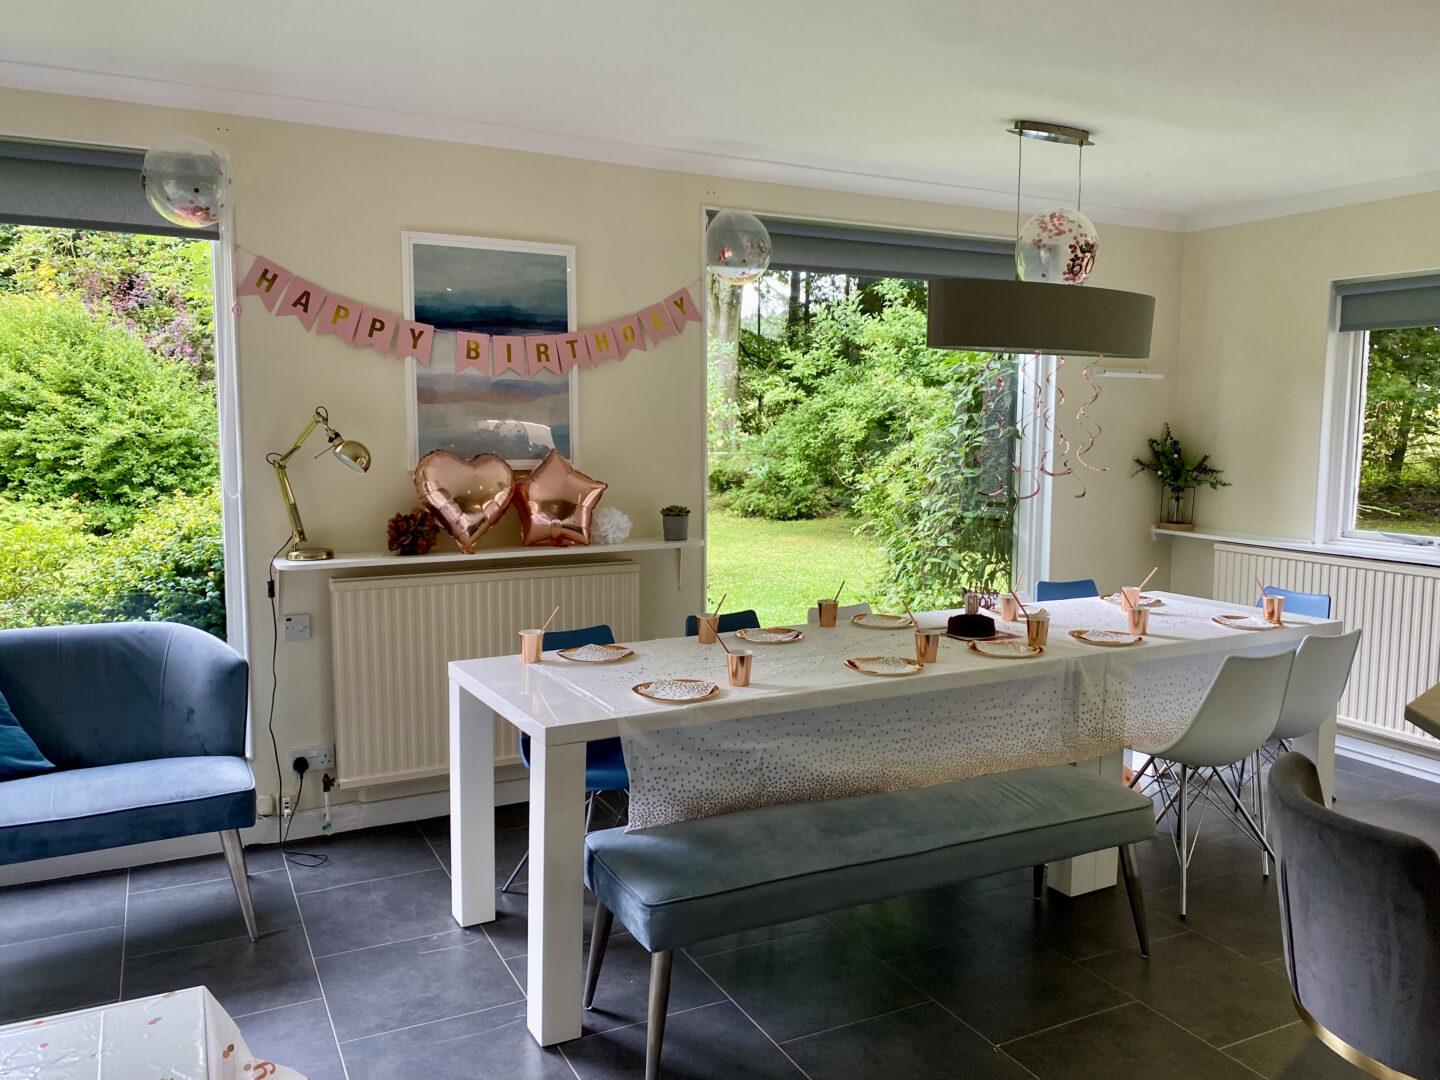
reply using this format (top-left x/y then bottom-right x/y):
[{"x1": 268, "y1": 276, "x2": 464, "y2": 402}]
[{"x1": 927, "y1": 122, "x2": 1155, "y2": 359}]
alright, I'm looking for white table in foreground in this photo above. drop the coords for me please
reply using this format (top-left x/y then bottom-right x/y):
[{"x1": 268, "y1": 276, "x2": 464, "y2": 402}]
[
  {"x1": 448, "y1": 592, "x2": 1339, "y2": 1046},
  {"x1": 0, "y1": 986, "x2": 307, "y2": 1079}
]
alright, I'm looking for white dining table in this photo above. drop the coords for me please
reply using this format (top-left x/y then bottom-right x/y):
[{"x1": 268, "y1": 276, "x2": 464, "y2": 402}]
[{"x1": 448, "y1": 591, "x2": 1340, "y2": 1046}]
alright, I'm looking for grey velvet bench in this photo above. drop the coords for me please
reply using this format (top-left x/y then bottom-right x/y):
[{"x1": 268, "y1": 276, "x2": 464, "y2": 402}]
[{"x1": 582, "y1": 764, "x2": 1156, "y2": 1080}]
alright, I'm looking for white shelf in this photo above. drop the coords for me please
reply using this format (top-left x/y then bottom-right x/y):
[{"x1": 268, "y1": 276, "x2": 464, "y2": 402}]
[
  {"x1": 272, "y1": 537, "x2": 704, "y2": 573},
  {"x1": 1091, "y1": 367, "x2": 1165, "y2": 380}
]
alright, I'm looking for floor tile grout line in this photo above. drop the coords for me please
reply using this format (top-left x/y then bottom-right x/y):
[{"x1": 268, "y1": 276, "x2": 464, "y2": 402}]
[
  {"x1": 993, "y1": 1000, "x2": 1134, "y2": 1048},
  {"x1": 128, "y1": 867, "x2": 286, "y2": 896},
  {"x1": 775, "y1": 1000, "x2": 930, "y2": 1046},
  {"x1": 1217, "y1": 1018, "x2": 1304, "y2": 1052},
  {"x1": 0, "y1": 921, "x2": 127, "y2": 950},
  {"x1": 116, "y1": 868, "x2": 130, "y2": 1001},
  {"x1": 687, "y1": 953, "x2": 815, "y2": 1080},
  {"x1": 682, "y1": 923, "x2": 835, "y2": 962},
  {"x1": 334, "y1": 997, "x2": 527, "y2": 1046},
  {"x1": 281, "y1": 854, "x2": 351, "y2": 1080},
  {"x1": 554, "y1": 1042, "x2": 584, "y2": 1080},
  {"x1": 291, "y1": 864, "x2": 446, "y2": 897},
  {"x1": 231, "y1": 996, "x2": 326, "y2": 1021},
  {"x1": 310, "y1": 924, "x2": 491, "y2": 962}
]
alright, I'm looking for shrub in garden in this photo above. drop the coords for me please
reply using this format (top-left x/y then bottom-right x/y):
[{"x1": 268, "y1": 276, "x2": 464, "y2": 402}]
[{"x1": 0, "y1": 500, "x2": 95, "y2": 627}]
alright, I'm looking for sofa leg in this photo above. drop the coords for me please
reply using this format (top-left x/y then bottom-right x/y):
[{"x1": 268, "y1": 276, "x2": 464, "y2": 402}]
[
  {"x1": 1032, "y1": 864, "x2": 1046, "y2": 900},
  {"x1": 1118, "y1": 843, "x2": 1150, "y2": 958},
  {"x1": 220, "y1": 830, "x2": 258, "y2": 941},
  {"x1": 583, "y1": 903, "x2": 614, "y2": 1009},
  {"x1": 646, "y1": 951, "x2": 673, "y2": 1080}
]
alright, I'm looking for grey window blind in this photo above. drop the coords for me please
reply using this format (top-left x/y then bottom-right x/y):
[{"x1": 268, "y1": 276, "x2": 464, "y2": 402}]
[
  {"x1": 0, "y1": 138, "x2": 218, "y2": 239},
  {"x1": 762, "y1": 217, "x2": 1012, "y2": 279},
  {"x1": 1336, "y1": 275, "x2": 1440, "y2": 332}
]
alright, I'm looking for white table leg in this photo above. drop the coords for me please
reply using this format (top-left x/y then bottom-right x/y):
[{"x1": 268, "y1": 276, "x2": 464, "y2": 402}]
[
  {"x1": 1048, "y1": 751, "x2": 1123, "y2": 896},
  {"x1": 449, "y1": 681, "x2": 495, "y2": 927},
  {"x1": 1293, "y1": 710, "x2": 1337, "y2": 804},
  {"x1": 526, "y1": 738, "x2": 587, "y2": 1046}
]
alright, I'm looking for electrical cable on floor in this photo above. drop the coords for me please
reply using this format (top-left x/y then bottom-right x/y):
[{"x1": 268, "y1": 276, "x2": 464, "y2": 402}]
[{"x1": 267, "y1": 538, "x2": 328, "y2": 868}]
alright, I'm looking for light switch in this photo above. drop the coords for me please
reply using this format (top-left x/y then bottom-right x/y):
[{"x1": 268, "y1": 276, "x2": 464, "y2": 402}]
[{"x1": 283, "y1": 614, "x2": 311, "y2": 641}]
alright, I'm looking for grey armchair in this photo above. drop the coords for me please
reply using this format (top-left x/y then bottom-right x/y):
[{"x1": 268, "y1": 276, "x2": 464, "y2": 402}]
[
  {"x1": 0, "y1": 622, "x2": 258, "y2": 939},
  {"x1": 1269, "y1": 752, "x2": 1440, "y2": 1080}
]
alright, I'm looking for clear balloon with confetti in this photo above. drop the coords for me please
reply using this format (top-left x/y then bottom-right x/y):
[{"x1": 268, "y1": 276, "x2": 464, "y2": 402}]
[
  {"x1": 142, "y1": 136, "x2": 228, "y2": 228},
  {"x1": 706, "y1": 209, "x2": 772, "y2": 284},
  {"x1": 1016, "y1": 207, "x2": 1098, "y2": 284}
]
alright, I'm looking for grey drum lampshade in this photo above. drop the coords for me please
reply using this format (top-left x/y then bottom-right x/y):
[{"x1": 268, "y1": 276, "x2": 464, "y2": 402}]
[{"x1": 927, "y1": 277, "x2": 1156, "y2": 358}]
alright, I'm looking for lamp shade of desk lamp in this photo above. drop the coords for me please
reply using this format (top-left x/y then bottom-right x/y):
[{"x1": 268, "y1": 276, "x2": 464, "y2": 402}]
[{"x1": 267, "y1": 406, "x2": 371, "y2": 561}]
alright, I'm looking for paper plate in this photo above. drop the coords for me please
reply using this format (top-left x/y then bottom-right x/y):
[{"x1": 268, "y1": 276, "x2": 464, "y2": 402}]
[
  {"x1": 556, "y1": 643, "x2": 634, "y2": 663},
  {"x1": 735, "y1": 627, "x2": 805, "y2": 644},
  {"x1": 1102, "y1": 592, "x2": 1163, "y2": 608},
  {"x1": 968, "y1": 640, "x2": 1044, "y2": 659},
  {"x1": 1212, "y1": 614, "x2": 1283, "y2": 631},
  {"x1": 632, "y1": 679, "x2": 720, "y2": 703},
  {"x1": 1069, "y1": 629, "x2": 1143, "y2": 647},
  {"x1": 844, "y1": 655, "x2": 923, "y2": 676},
  {"x1": 851, "y1": 613, "x2": 914, "y2": 630}
]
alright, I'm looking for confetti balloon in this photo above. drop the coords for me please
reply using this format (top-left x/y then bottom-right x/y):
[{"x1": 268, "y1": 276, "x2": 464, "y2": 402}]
[
  {"x1": 1016, "y1": 207, "x2": 1098, "y2": 284},
  {"x1": 142, "y1": 136, "x2": 228, "y2": 228},
  {"x1": 706, "y1": 209, "x2": 772, "y2": 284}
]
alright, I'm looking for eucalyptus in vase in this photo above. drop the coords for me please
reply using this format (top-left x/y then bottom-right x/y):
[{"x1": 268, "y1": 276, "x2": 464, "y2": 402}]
[{"x1": 1132, "y1": 424, "x2": 1228, "y2": 531}]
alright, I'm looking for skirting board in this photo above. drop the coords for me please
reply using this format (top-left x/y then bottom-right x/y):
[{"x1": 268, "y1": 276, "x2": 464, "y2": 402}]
[
  {"x1": 0, "y1": 775, "x2": 530, "y2": 888},
  {"x1": 1336, "y1": 730, "x2": 1440, "y2": 786}
]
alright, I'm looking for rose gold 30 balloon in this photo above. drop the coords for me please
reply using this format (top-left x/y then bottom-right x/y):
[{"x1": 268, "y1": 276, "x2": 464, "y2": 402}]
[
  {"x1": 413, "y1": 450, "x2": 516, "y2": 553},
  {"x1": 513, "y1": 450, "x2": 607, "y2": 546}
]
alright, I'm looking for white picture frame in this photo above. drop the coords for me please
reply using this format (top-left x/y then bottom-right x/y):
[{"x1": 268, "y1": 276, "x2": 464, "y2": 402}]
[{"x1": 402, "y1": 231, "x2": 578, "y2": 469}]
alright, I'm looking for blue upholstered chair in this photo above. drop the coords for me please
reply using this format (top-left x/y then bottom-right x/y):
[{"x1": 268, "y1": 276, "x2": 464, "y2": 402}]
[
  {"x1": 684, "y1": 610, "x2": 762, "y2": 636},
  {"x1": 1255, "y1": 586, "x2": 1332, "y2": 619},
  {"x1": 1035, "y1": 579, "x2": 1100, "y2": 602},
  {"x1": 503, "y1": 624, "x2": 629, "y2": 893},
  {"x1": 0, "y1": 622, "x2": 257, "y2": 938}
]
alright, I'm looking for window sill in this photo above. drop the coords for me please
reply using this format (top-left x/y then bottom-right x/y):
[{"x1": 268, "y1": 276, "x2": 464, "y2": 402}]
[{"x1": 1151, "y1": 527, "x2": 1440, "y2": 570}]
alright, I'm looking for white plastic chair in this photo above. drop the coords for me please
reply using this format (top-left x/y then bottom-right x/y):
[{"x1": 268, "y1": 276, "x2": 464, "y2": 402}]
[
  {"x1": 1129, "y1": 650, "x2": 1295, "y2": 916},
  {"x1": 805, "y1": 601, "x2": 872, "y2": 624}
]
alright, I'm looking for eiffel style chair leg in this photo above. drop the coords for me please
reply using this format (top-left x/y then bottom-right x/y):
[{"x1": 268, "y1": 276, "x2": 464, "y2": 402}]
[{"x1": 1178, "y1": 764, "x2": 1189, "y2": 918}]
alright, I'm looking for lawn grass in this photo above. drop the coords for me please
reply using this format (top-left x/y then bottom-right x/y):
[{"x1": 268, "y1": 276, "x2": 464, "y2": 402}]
[
  {"x1": 704, "y1": 502, "x2": 885, "y2": 626},
  {"x1": 1356, "y1": 514, "x2": 1440, "y2": 537}
]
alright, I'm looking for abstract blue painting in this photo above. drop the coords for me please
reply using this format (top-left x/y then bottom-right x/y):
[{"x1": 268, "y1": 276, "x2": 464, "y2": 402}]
[{"x1": 405, "y1": 234, "x2": 575, "y2": 466}]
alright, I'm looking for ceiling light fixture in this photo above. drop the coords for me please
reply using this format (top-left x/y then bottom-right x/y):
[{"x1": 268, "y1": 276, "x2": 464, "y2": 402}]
[{"x1": 927, "y1": 121, "x2": 1155, "y2": 359}]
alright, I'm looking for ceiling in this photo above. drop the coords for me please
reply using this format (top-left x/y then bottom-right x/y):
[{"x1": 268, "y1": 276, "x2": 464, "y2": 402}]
[{"x1": 3, "y1": 0, "x2": 1437, "y2": 231}]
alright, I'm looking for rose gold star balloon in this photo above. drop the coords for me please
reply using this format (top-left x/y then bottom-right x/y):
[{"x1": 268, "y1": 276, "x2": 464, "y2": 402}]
[
  {"x1": 513, "y1": 450, "x2": 608, "y2": 546},
  {"x1": 413, "y1": 450, "x2": 516, "y2": 553}
]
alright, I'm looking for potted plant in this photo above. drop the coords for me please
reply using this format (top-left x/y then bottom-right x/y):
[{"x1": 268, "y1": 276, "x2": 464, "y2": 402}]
[
  {"x1": 1132, "y1": 424, "x2": 1228, "y2": 531},
  {"x1": 660, "y1": 504, "x2": 690, "y2": 541}
]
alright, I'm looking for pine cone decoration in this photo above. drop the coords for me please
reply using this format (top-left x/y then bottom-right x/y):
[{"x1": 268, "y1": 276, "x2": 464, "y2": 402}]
[{"x1": 387, "y1": 507, "x2": 440, "y2": 556}]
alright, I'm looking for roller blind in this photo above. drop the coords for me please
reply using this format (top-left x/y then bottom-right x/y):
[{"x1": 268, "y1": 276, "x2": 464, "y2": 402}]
[
  {"x1": 0, "y1": 138, "x2": 218, "y2": 239},
  {"x1": 1336, "y1": 275, "x2": 1440, "y2": 332}
]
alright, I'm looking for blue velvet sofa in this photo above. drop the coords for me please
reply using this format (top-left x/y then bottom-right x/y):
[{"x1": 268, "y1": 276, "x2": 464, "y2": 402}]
[{"x1": 0, "y1": 622, "x2": 259, "y2": 939}]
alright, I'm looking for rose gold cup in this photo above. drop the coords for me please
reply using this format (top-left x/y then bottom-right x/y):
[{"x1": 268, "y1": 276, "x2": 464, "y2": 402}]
[
  {"x1": 999, "y1": 595, "x2": 1020, "y2": 622},
  {"x1": 1127, "y1": 607, "x2": 1150, "y2": 636},
  {"x1": 519, "y1": 629, "x2": 544, "y2": 663},
  {"x1": 817, "y1": 599, "x2": 838, "y2": 628},
  {"x1": 726, "y1": 649, "x2": 753, "y2": 687},
  {"x1": 1120, "y1": 587, "x2": 1142, "y2": 611},
  {"x1": 915, "y1": 630, "x2": 941, "y2": 664},
  {"x1": 1263, "y1": 594, "x2": 1285, "y2": 625},
  {"x1": 1026, "y1": 612, "x2": 1050, "y2": 648},
  {"x1": 695, "y1": 614, "x2": 719, "y2": 643}
]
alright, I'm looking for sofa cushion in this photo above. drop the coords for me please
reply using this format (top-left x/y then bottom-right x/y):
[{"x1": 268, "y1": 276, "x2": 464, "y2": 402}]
[
  {"x1": 585, "y1": 765, "x2": 1154, "y2": 953},
  {"x1": 0, "y1": 690, "x2": 54, "y2": 781},
  {"x1": 0, "y1": 755, "x2": 255, "y2": 864}
]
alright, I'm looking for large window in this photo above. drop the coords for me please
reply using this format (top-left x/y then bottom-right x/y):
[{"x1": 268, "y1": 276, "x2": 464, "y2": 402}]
[{"x1": 1325, "y1": 276, "x2": 1440, "y2": 546}]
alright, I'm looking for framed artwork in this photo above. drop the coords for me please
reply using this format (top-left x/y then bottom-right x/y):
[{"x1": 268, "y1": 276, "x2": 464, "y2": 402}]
[{"x1": 402, "y1": 232, "x2": 577, "y2": 469}]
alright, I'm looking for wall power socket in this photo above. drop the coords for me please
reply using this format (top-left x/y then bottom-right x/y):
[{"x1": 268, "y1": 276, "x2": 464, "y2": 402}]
[{"x1": 290, "y1": 745, "x2": 336, "y2": 772}]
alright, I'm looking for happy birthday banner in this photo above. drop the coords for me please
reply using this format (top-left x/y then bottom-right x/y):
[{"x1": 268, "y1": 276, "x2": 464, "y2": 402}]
[{"x1": 235, "y1": 251, "x2": 705, "y2": 377}]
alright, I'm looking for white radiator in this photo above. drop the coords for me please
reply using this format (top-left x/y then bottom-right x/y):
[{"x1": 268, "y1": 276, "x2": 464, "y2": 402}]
[
  {"x1": 329, "y1": 561, "x2": 641, "y2": 787},
  {"x1": 1213, "y1": 544, "x2": 1440, "y2": 746}
]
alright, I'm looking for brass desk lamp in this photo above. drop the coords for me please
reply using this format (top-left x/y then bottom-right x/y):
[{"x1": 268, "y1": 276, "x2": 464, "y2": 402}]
[{"x1": 267, "y1": 406, "x2": 372, "y2": 561}]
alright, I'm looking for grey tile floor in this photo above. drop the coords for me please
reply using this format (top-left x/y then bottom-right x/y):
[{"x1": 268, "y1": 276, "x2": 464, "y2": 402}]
[{"x1": 2, "y1": 755, "x2": 1437, "y2": 1079}]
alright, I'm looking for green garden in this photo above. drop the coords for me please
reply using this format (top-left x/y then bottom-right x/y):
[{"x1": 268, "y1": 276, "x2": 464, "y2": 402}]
[{"x1": 1356, "y1": 325, "x2": 1440, "y2": 536}]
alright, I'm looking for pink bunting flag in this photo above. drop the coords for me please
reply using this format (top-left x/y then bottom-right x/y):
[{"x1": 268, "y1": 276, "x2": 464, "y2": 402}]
[
  {"x1": 663, "y1": 285, "x2": 703, "y2": 331},
  {"x1": 492, "y1": 335, "x2": 528, "y2": 375},
  {"x1": 456, "y1": 332, "x2": 491, "y2": 374},
  {"x1": 274, "y1": 277, "x2": 328, "y2": 331},
  {"x1": 315, "y1": 294, "x2": 361, "y2": 343},
  {"x1": 394, "y1": 320, "x2": 435, "y2": 365},
  {"x1": 525, "y1": 335, "x2": 563, "y2": 377},
  {"x1": 237, "y1": 255, "x2": 294, "y2": 312},
  {"x1": 637, "y1": 302, "x2": 680, "y2": 346},
  {"x1": 353, "y1": 308, "x2": 397, "y2": 355},
  {"x1": 553, "y1": 332, "x2": 591, "y2": 372},
  {"x1": 612, "y1": 316, "x2": 648, "y2": 360},
  {"x1": 581, "y1": 325, "x2": 619, "y2": 366}
]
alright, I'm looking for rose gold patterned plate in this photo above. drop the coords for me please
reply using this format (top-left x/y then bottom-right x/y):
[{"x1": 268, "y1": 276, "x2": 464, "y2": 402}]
[
  {"x1": 557, "y1": 643, "x2": 634, "y2": 663},
  {"x1": 734, "y1": 627, "x2": 805, "y2": 644},
  {"x1": 632, "y1": 679, "x2": 720, "y2": 703},
  {"x1": 1102, "y1": 592, "x2": 1163, "y2": 608},
  {"x1": 851, "y1": 613, "x2": 914, "y2": 630},
  {"x1": 968, "y1": 640, "x2": 1044, "y2": 659},
  {"x1": 844, "y1": 655, "x2": 924, "y2": 677},
  {"x1": 1212, "y1": 614, "x2": 1284, "y2": 631},
  {"x1": 1068, "y1": 629, "x2": 1143, "y2": 647}
]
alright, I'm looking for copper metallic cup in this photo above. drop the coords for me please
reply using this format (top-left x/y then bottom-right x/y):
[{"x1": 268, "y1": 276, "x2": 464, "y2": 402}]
[
  {"x1": 817, "y1": 599, "x2": 838, "y2": 627},
  {"x1": 1263, "y1": 594, "x2": 1285, "y2": 625},
  {"x1": 726, "y1": 649, "x2": 753, "y2": 687},
  {"x1": 695, "y1": 614, "x2": 719, "y2": 643},
  {"x1": 915, "y1": 630, "x2": 941, "y2": 664},
  {"x1": 1127, "y1": 607, "x2": 1150, "y2": 636},
  {"x1": 999, "y1": 595, "x2": 1020, "y2": 621},
  {"x1": 1026, "y1": 613, "x2": 1050, "y2": 647},
  {"x1": 1120, "y1": 587, "x2": 1141, "y2": 611},
  {"x1": 519, "y1": 629, "x2": 544, "y2": 663}
]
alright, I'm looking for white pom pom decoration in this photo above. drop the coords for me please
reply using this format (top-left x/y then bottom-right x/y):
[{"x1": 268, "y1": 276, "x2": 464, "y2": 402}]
[{"x1": 591, "y1": 506, "x2": 632, "y2": 545}]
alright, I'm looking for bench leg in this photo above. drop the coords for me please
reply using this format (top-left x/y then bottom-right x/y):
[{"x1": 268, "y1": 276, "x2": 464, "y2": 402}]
[
  {"x1": 1118, "y1": 843, "x2": 1150, "y2": 958},
  {"x1": 220, "y1": 830, "x2": 257, "y2": 942},
  {"x1": 1032, "y1": 864, "x2": 1046, "y2": 900},
  {"x1": 583, "y1": 903, "x2": 614, "y2": 1009},
  {"x1": 646, "y1": 951, "x2": 673, "y2": 1080}
]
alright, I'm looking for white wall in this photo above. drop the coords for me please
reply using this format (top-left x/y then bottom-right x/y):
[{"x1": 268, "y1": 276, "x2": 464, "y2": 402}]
[{"x1": 4, "y1": 87, "x2": 1184, "y2": 809}]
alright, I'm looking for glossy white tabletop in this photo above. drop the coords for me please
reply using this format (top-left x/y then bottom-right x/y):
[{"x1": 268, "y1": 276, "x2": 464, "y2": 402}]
[{"x1": 448, "y1": 592, "x2": 1336, "y2": 746}]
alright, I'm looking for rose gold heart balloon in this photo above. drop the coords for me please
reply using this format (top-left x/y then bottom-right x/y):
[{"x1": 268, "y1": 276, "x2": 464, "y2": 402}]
[
  {"x1": 413, "y1": 450, "x2": 516, "y2": 553},
  {"x1": 514, "y1": 449, "x2": 607, "y2": 546}
]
